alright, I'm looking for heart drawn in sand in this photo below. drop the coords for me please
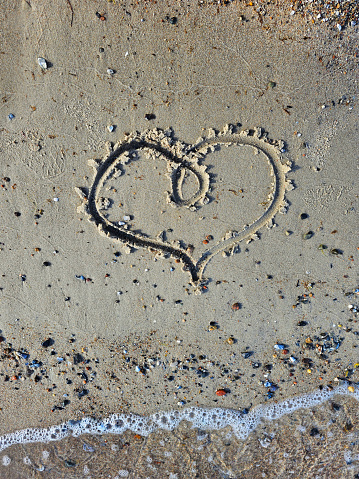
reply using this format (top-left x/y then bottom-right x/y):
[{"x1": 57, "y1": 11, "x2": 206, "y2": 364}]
[{"x1": 76, "y1": 124, "x2": 293, "y2": 291}]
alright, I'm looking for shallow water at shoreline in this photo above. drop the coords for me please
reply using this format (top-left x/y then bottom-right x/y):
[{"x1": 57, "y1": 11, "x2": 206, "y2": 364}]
[{"x1": 1, "y1": 392, "x2": 359, "y2": 478}]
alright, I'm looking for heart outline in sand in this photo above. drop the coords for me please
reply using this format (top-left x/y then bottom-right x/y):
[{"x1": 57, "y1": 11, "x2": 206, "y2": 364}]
[{"x1": 76, "y1": 124, "x2": 293, "y2": 291}]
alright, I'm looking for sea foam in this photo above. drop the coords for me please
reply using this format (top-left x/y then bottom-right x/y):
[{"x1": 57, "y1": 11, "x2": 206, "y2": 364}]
[{"x1": 0, "y1": 382, "x2": 357, "y2": 453}]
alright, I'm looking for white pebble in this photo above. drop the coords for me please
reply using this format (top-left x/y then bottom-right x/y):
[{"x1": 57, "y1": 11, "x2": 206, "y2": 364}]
[{"x1": 38, "y1": 57, "x2": 48, "y2": 69}]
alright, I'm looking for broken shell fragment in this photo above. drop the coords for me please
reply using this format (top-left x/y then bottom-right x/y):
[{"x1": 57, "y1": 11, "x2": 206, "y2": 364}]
[
  {"x1": 330, "y1": 248, "x2": 343, "y2": 255},
  {"x1": 303, "y1": 231, "x2": 314, "y2": 240}
]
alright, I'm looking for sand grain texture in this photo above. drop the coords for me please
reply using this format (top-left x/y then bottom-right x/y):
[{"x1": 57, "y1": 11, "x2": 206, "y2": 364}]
[{"x1": 0, "y1": 0, "x2": 358, "y2": 477}]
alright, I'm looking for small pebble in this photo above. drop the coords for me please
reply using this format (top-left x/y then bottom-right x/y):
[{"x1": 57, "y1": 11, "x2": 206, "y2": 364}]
[
  {"x1": 8, "y1": 113, "x2": 15, "y2": 120},
  {"x1": 216, "y1": 389, "x2": 226, "y2": 396},
  {"x1": 108, "y1": 125, "x2": 115, "y2": 132},
  {"x1": 241, "y1": 351, "x2": 252, "y2": 359},
  {"x1": 231, "y1": 302, "x2": 241, "y2": 311},
  {"x1": 42, "y1": 338, "x2": 54, "y2": 348},
  {"x1": 37, "y1": 57, "x2": 48, "y2": 69},
  {"x1": 303, "y1": 231, "x2": 314, "y2": 240}
]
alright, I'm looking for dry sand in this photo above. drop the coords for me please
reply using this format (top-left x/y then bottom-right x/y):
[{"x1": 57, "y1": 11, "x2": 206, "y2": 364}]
[{"x1": 0, "y1": 0, "x2": 358, "y2": 477}]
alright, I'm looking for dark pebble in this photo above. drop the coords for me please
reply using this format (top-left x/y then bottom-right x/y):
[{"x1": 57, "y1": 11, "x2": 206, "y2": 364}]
[
  {"x1": 42, "y1": 338, "x2": 54, "y2": 348},
  {"x1": 297, "y1": 321, "x2": 308, "y2": 326},
  {"x1": 144, "y1": 113, "x2": 156, "y2": 121},
  {"x1": 165, "y1": 15, "x2": 178, "y2": 24},
  {"x1": 73, "y1": 353, "x2": 84, "y2": 365},
  {"x1": 77, "y1": 388, "x2": 88, "y2": 399},
  {"x1": 303, "y1": 231, "x2": 314, "y2": 240},
  {"x1": 300, "y1": 213, "x2": 309, "y2": 220}
]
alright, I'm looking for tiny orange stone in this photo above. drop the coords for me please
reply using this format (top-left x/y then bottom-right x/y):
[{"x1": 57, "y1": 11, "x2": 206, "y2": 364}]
[
  {"x1": 216, "y1": 389, "x2": 226, "y2": 396},
  {"x1": 203, "y1": 239, "x2": 209, "y2": 245},
  {"x1": 231, "y1": 302, "x2": 241, "y2": 311}
]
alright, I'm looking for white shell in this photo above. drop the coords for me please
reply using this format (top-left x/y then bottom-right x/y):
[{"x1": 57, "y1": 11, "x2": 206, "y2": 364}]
[{"x1": 38, "y1": 57, "x2": 48, "y2": 69}]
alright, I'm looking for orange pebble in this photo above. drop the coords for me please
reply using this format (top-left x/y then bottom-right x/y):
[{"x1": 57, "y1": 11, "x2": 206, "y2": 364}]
[{"x1": 216, "y1": 389, "x2": 226, "y2": 396}]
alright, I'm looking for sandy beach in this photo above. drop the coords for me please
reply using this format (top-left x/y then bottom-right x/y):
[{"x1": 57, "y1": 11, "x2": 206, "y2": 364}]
[{"x1": 0, "y1": 1, "x2": 358, "y2": 477}]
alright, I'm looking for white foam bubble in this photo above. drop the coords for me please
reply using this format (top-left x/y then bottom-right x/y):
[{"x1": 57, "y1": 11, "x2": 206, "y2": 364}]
[
  {"x1": 1, "y1": 455, "x2": 10, "y2": 466},
  {"x1": 0, "y1": 383, "x2": 357, "y2": 454}
]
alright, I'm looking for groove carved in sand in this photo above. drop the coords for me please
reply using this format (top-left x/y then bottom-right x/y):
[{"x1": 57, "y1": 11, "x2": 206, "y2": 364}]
[{"x1": 76, "y1": 124, "x2": 293, "y2": 290}]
